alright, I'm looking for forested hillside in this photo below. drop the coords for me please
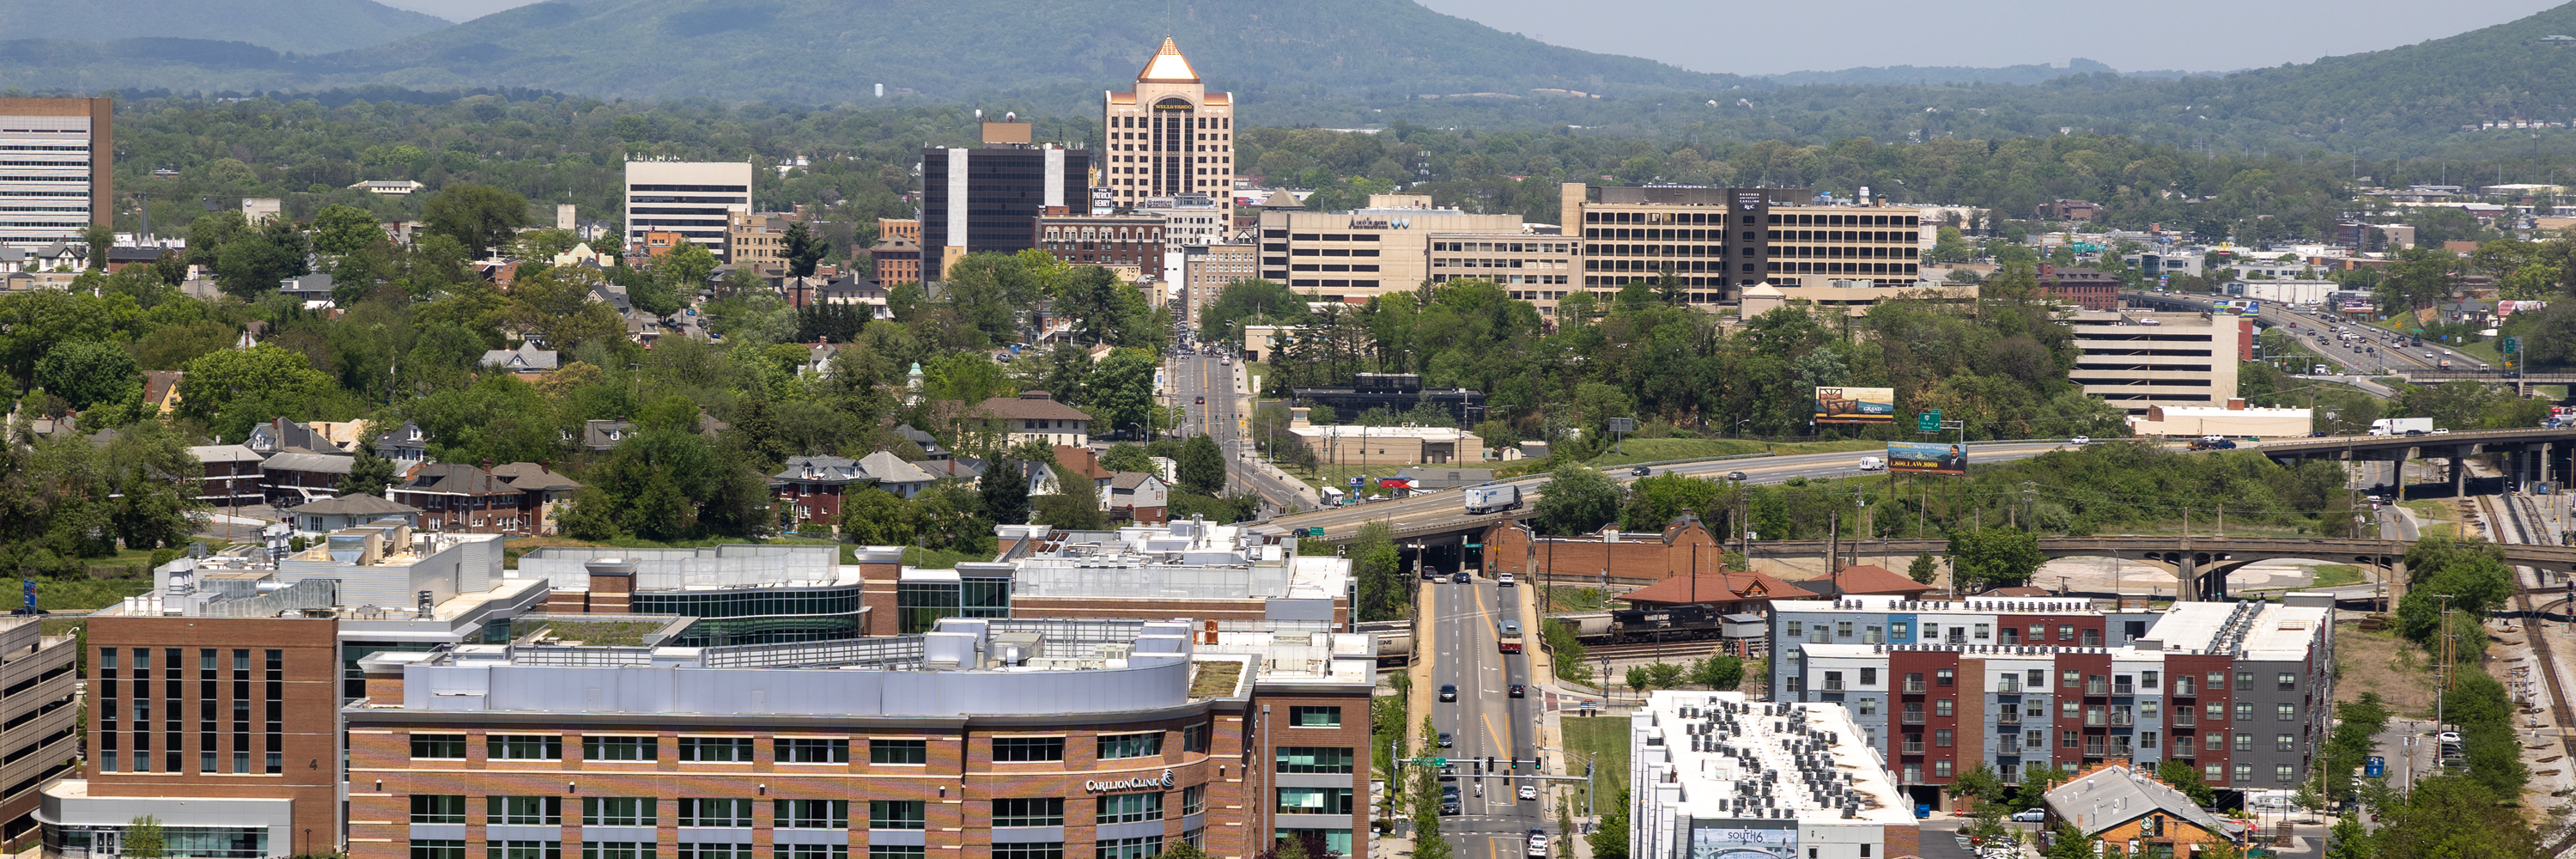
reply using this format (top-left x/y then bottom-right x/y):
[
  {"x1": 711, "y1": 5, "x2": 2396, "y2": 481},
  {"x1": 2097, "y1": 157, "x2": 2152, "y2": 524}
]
[{"x1": 0, "y1": 0, "x2": 448, "y2": 54}]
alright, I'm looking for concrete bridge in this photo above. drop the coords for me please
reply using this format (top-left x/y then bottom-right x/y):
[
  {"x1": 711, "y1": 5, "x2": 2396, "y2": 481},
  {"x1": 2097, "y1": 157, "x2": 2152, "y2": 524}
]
[
  {"x1": 2240, "y1": 428, "x2": 2576, "y2": 495},
  {"x1": 1719, "y1": 534, "x2": 2576, "y2": 601}
]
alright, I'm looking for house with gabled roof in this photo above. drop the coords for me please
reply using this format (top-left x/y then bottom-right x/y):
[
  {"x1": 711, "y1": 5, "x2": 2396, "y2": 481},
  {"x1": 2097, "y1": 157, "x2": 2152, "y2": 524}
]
[
  {"x1": 481, "y1": 341, "x2": 559, "y2": 377},
  {"x1": 773, "y1": 454, "x2": 866, "y2": 526},
  {"x1": 389, "y1": 463, "x2": 529, "y2": 533}
]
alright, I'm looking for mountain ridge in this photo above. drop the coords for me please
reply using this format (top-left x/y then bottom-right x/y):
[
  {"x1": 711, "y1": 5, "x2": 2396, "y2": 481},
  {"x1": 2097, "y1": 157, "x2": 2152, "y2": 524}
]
[{"x1": 0, "y1": 0, "x2": 451, "y2": 55}]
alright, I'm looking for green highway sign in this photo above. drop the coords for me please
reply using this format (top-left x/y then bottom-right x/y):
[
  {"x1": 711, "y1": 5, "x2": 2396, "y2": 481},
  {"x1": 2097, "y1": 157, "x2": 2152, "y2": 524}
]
[
  {"x1": 1308, "y1": 527, "x2": 1326, "y2": 538},
  {"x1": 1917, "y1": 411, "x2": 1942, "y2": 433},
  {"x1": 2504, "y1": 336, "x2": 2520, "y2": 355}
]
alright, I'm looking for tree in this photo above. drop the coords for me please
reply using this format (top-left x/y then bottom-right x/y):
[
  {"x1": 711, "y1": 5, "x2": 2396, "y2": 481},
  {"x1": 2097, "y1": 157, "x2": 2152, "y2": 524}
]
[
  {"x1": 1953, "y1": 761, "x2": 2006, "y2": 806},
  {"x1": 1352, "y1": 521, "x2": 1407, "y2": 621},
  {"x1": 1031, "y1": 492, "x2": 1106, "y2": 529},
  {"x1": 338, "y1": 447, "x2": 398, "y2": 497},
  {"x1": 2040, "y1": 825, "x2": 2093, "y2": 859},
  {"x1": 981, "y1": 460, "x2": 1032, "y2": 525},
  {"x1": 1178, "y1": 434, "x2": 1225, "y2": 496},
  {"x1": 174, "y1": 344, "x2": 337, "y2": 427},
  {"x1": 1533, "y1": 464, "x2": 1621, "y2": 536},
  {"x1": 782, "y1": 221, "x2": 828, "y2": 278},
  {"x1": 1586, "y1": 784, "x2": 1629, "y2": 859},
  {"x1": 2155, "y1": 760, "x2": 2218, "y2": 807},
  {"x1": 1645, "y1": 661, "x2": 1683, "y2": 688},
  {"x1": 1153, "y1": 841, "x2": 1209, "y2": 859},
  {"x1": 1624, "y1": 665, "x2": 1649, "y2": 694},
  {"x1": 311, "y1": 204, "x2": 386, "y2": 256},
  {"x1": 124, "y1": 815, "x2": 166, "y2": 859},
  {"x1": 1686, "y1": 655, "x2": 1744, "y2": 690},
  {"x1": 1948, "y1": 527, "x2": 2044, "y2": 592},
  {"x1": 1099, "y1": 442, "x2": 1152, "y2": 474},
  {"x1": 83, "y1": 223, "x2": 112, "y2": 271},
  {"x1": 2323, "y1": 813, "x2": 2372, "y2": 859},
  {"x1": 213, "y1": 215, "x2": 311, "y2": 301},
  {"x1": 1906, "y1": 551, "x2": 1940, "y2": 584},
  {"x1": 505, "y1": 265, "x2": 627, "y2": 350},
  {"x1": 34, "y1": 340, "x2": 138, "y2": 411},
  {"x1": 1089, "y1": 349, "x2": 1159, "y2": 439},
  {"x1": 422, "y1": 183, "x2": 530, "y2": 258}
]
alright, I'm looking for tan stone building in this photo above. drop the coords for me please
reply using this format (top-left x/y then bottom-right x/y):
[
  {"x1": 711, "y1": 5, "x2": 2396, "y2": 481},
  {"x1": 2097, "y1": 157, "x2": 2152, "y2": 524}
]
[
  {"x1": 1425, "y1": 232, "x2": 1577, "y2": 314},
  {"x1": 1559, "y1": 183, "x2": 1929, "y2": 308},
  {"x1": 2068, "y1": 310, "x2": 2245, "y2": 414},
  {"x1": 1180, "y1": 242, "x2": 1255, "y2": 326},
  {"x1": 1256, "y1": 198, "x2": 1524, "y2": 303},
  {"x1": 1103, "y1": 39, "x2": 1234, "y2": 207},
  {"x1": 728, "y1": 212, "x2": 789, "y2": 276}
]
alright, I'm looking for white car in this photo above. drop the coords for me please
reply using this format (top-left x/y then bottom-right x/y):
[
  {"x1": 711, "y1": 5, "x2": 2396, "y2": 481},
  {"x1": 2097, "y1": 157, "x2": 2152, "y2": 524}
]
[
  {"x1": 1519, "y1": 783, "x2": 1539, "y2": 801},
  {"x1": 2070, "y1": 436, "x2": 2091, "y2": 445},
  {"x1": 2011, "y1": 808, "x2": 2047, "y2": 823}
]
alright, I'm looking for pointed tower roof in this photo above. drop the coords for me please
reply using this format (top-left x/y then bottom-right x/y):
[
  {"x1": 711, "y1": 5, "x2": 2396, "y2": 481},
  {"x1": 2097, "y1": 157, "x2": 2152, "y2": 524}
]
[{"x1": 1136, "y1": 37, "x2": 1201, "y2": 83}]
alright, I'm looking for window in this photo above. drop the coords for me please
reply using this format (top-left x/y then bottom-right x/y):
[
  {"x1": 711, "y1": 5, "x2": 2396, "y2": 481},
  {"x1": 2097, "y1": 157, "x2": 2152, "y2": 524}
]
[
  {"x1": 492, "y1": 843, "x2": 562, "y2": 859},
  {"x1": 1933, "y1": 759, "x2": 1953, "y2": 777},
  {"x1": 1275, "y1": 788, "x2": 1353, "y2": 816},
  {"x1": 778, "y1": 738, "x2": 849, "y2": 764},
  {"x1": 2062, "y1": 670, "x2": 2080, "y2": 689},
  {"x1": 2234, "y1": 764, "x2": 2252, "y2": 782},
  {"x1": 489, "y1": 735, "x2": 563, "y2": 760},
  {"x1": 411, "y1": 795, "x2": 466, "y2": 824},
  {"x1": 1097, "y1": 792, "x2": 1163, "y2": 825},
  {"x1": 1097, "y1": 733, "x2": 1162, "y2": 760},
  {"x1": 416, "y1": 841, "x2": 467, "y2": 859},
  {"x1": 1786, "y1": 621, "x2": 1802, "y2": 637},
  {"x1": 679, "y1": 799, "x2": 752, "y2": 828},
  {"x1": 2141, "y1": 731, "x2": 2159, "y2": 749},
  {"x1": 1922, "y1": 623, "x2": 1939, "y2": 640},
  {"x1": 1860, "y1": 667, "x2": 1877, "y2": 685},
  {"x1": 1276, "y1": 746, "x2": 1354, "y2": 773},
  {"x1": 1289, "y1": 707, "x2": 1341, "y2": 728},
  {"x1": 2205, "y1": 764, "x2": 2224, "y2": 783},
  {"x1": 1182, "y1": 723, "x2": 1209, "y2": 753},
  {"x1": 2236, "y1": 733, "x2": 2256, "y2": 752},
  {"x1": 994, "y1": 846, "x2": 1063, "y2": 859},
  {"x1": 488, "y1": 796, "x2": 564, "y2": 826},
  {"x1": 1824, "y1": 671, "x2": 1844, "y2": 691},
  {"x1": 2205, "y1": 734, "x2": 2224, "y2": 751},
  {"x1": 1892, "y1": 623, "x2": 1909, "y2": 639},
  {"x1": 994, "y1": 798, "x2": 1065, "y2": 827},
  {"x1": 995, "y1": 736, "x2": 1066, "y2": 761},
  {"x1": 2278, "y1": 704, "x2": 2297, "y2": 722},
  {"x1": 2205, "y1": 704, "x2": 2226, "y2": 722},
  {"x1": 867, "y1": 849, "x2": 920, "y2": 859},
  {"x1": 1838, "y1": 622, "x2": 1854, "y2": 637},
  {"x1": 2276, "y1": 765, "x2": 2296, "y2": 781},
  {"x1": 2027, "y1": 669, "x2": 2047, "y2": 687},
  {"x1": 410, "y1": 734, "x2": 466, "y2": 759},
  {"x1": 2276, "y1": 734, "x2": 2296, "y2": 751},
  {"x1": 1972, "y1": 624, "x2": 1989, "y2": 641},
  {"x1": 679, "y1": 846, "x2": 752, "y2": 859},
  {"x1": 869, "y1": 800, "x2": 924, "y2": 830},
  {"x1": 2237, "y1": 671, "x2": 2255, "y2": 688},
  {"x1": 1182, "y1": 786, "x2": 1205, "y2": 817},
  {"x1": 1934, "y1": 729, "x2": 1953, "y2": 747},
  {"x1": 2061, "y1": 701, "x2": 2079, "y2": 718},
  {"x1": 2142, "y1": 700, "x2": 2161, "y2": 719},
  {"x1": 2207, "y1": 672, "x2": 2227, "y2": 690},
  {"x1": 1857, "y1": 698, "x2": 1877, "y2": 716},
  {"x1": 1935, "y1": 699, "x2": 1953, "y2": 717},
  {"x1": 582, "y1": 797, "x2": 657, "y2": 827},
  {"x1": 2278, "y1": 673, "x2": 2298, "y2": 691},
  {"x1": 2058, "y1": 624, "x2": 2075, "y2": 641},
  {"x1": 1935, "y1": 668, "x2": 1954, "y2": 687},
  {"x1": 1097, "y1": 838, "x2": 1161, "y2": 859},
  {"x1": 871, "y1": 740, "x2": 927, "y2": 765},
  {"x1": 583, "y1": 844, "x2": 653, "y2": 859},
  {"x1": 777, "y1": 848, "x2": 846, "y2": 859},
  {"x1": 584, "y1": 736, "x2": 658, "y2": 761},
  {"x1": 2236, "y1": 703, "x2": 2254, "y2": 721},
  {"x1": 678, "y1": 737, "x2": 753, "y2": 762},
  {"x1": 775, "y1": 800, "x2": 849, "y2": 829},
  {"x1": 2142, "y1": 671, "x2": 2160, "y2": 689}
]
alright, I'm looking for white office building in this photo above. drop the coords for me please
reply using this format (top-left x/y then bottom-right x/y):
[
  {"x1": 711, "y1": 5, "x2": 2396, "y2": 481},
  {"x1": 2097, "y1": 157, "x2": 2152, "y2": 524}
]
[
  {"x1": 1631, "y1": 691, "x2": 1918, "y2": 859},
  {"x1": 624, "y1": 161, "x2": 753, "y2": 258},
  {"x1": 0, "y1": 97, "x2": 110, "y2": 245},
  {"x1": 2068, "y1": 310, "x2": 2244, "y2": 415}
]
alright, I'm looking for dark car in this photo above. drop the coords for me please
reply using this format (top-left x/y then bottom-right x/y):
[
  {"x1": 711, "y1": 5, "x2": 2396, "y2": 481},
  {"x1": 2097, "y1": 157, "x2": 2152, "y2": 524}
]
[
  {"x1": 1508, "y1": 683, "x2": 1526, "y2": 698},
  {"x1": 1631, "y1": 466, "x2": 1650, "y2": 477},
  {"x1": 1440, "y1": 788, "x2": 1462, "y2": 815},
  {"x1": 1437, "y1": 731, "x2": 1454, "y2": 748},
  {"x1": 1439, "y1": 684, "x2": 1458, "y2": 702},
  {"x1": 1452, "y1": 572, "x2": 1471, "y2": 584},
  {"x1": 2406, "y1": 429, "x2": 2427, "y2": 436},
  {"x1": 1194, "y1": 395, "x2": 1206, "y2": 405},
  {"x1": 1726, "y1": 471, "x2": 1748, "y2": 481},
  {"x1": 2309, "y1": 431, "x2": 2331, "y2": 437}
]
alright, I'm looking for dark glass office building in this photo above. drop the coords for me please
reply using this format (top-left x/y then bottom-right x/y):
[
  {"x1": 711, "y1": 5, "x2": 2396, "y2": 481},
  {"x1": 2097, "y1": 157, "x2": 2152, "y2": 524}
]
[{"x1": 920, "y1": 135, "x2": 1092, "y2": 280}]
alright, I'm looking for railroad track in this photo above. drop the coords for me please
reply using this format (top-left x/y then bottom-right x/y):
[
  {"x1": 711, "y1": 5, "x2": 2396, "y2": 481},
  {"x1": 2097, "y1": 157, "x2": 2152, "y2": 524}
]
[
  {"x1": 1578, "y1": 639, "x2": 1741, "y2": 662},
  {"x1": 2482, "y1": 493, "x2": 2576, "y2": 757}
]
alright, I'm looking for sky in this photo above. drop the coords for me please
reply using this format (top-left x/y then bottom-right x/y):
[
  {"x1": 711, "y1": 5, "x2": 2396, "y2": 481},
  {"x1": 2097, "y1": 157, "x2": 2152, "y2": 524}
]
[{"x1": 377, "y1": 0, "x2": 2563, "y2": 76}]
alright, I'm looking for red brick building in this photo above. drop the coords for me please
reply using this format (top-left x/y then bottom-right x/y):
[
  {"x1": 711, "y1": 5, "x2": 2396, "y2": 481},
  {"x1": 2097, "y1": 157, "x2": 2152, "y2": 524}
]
[
  {"x1": 391, "y1": 464, "x2": 531, "y2": 533},
  {"x1": 2038, "y1": 264, "x2": 2122, "y2": 311}
]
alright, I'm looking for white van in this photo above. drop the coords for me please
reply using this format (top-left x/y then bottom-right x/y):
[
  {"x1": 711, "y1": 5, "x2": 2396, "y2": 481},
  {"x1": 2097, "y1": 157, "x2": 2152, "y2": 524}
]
[{"x1": 1858, "y1": 456, "x2": 1886, "y2": 471}]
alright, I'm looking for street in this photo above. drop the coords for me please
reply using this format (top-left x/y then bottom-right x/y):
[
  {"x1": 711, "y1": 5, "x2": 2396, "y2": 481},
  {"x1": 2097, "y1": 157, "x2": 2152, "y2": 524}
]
[
  {"x1": 1424, "y1": 571, "x2": 1548, "y2": 859},
  {"x1": 1167, "y1": 352, "x2": 1313, "y2": 516}
]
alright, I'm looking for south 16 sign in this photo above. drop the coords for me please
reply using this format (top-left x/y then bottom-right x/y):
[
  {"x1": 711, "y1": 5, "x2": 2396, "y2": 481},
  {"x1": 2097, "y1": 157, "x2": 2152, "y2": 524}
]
[{"x1": 1086, "y1": 769, "x2": 1176, "y2": 792}]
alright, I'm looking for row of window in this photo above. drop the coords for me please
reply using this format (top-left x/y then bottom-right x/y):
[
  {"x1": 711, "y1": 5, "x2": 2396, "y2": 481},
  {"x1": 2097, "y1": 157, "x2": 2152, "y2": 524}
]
[
  {"x1": 412, "y1": 792, "x2": 1212, "y2": 828},
  {"x1": 1844, "y1": 694, "x2": 2299, "y2": 722},
  {"x1": 420, "y1": 730, "x2": 1243, "y2": 764},
  {"x1": 422, "y1": 836, "x2": 1199, "y2": 859},
  {"x1": 1808, "y1": 660, "x2": 2301, "y2": 695}
]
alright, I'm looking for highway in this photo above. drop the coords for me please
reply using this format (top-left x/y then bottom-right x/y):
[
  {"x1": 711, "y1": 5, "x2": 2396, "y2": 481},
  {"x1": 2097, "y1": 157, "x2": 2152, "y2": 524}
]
[
  {"x1": 2120, "y1": 289, "x2": 2491, "y2": 377},
  {"x1": 1261, "y1": 441, "x2": 2069, "y2": 541},
  {"x1": 1423, "y1": 573, "x2": 1546, "y2": 858},
  {"x1": 1167, "y1": 352, "x2": 1312, "y2": 517}
]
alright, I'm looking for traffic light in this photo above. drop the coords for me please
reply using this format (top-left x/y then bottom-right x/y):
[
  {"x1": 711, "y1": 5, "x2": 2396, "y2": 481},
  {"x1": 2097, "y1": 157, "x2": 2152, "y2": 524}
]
[
  {"x1": 1535, "y1": 755, "x2": 1546, "y2": 772},
  {"x1": 1474, "y1": 759, "x2": 1484, "y2": 775},
  {"x1": 1485, "y1": 756, "x2": 1496, "y2": 773}
]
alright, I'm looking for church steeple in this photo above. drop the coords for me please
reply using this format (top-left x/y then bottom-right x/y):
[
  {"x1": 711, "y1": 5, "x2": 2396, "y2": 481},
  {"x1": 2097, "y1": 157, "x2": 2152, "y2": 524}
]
[{"x1": 1135, "y1": 36, "x2": 1201, "y2": 83}]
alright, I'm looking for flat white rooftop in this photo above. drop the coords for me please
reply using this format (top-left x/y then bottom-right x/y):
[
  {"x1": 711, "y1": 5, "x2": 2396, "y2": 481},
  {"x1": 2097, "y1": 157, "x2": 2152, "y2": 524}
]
[{"x1": 1633, "y1": 691, "x2": 1913, "y2": 827}]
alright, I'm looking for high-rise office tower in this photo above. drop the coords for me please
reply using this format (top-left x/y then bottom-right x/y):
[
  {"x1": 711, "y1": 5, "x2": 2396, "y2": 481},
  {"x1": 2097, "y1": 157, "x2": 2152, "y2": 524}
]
[
  {"x1": 0, "y1": 97, "x2": 111, "y2": 244},
  {"x1": 920, "y1": 123, "x2": 1091, "y2": 280},
  {"x1": 623, "y1": 161, "x2": 752, "y2": 259},
  {"x1": 1102, "y1": 39, "x2": 1233, "y2": 208}
]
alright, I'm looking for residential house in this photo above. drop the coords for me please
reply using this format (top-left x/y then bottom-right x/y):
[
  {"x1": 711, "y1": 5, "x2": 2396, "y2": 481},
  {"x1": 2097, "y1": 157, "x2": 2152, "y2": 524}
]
[
  {"x1": 372, "y1": 420, "x2": 428, "y2": 470},
  {"x1": 2037, "y1": 199, "x2": 2104, "y2": 221},
  {"x1": 280, "y1": 272, "x2": 335, "y2": 307},
  {"x1": 2439, "y1": 300, "x2": 2496, "y2": 326},
  {"x1": 489, "y1": 462, "x2": 583, "y2": 535},
  {"x1": 1615, "y1": 570, "x2": 1820, "y2": 615},
  {"x1": 624, "y1": 311, "x2": 664, "y2": 347},
  {"x1": 258, "y1": 451, "x2": 355, "y2": 507},
  {"x1": 389, "y1": 463, "x2": 530, "y2": 533},
  {"x1": 580, "y1": 419, "x2": 638, "y2": 453},
  {"x1": 815, "y1": 274, "x2": 893, "y2": 317},
  {"x1": 973, "y1": 392, "x2": 1092, "y2": 447},
  {"x1": 552, "y1": 242, "x2": 607, "y2": 269},
  {"x1": 1105, "y1": 472, "x2": 1170, "y2": 523},
  {"x1": 773, "y1": 455, "x2": 866, "y2": 525},
  {"x1": 480, "y1": 341, "x2": 559, "y2": 376},
  {"x1": 805, "y1": 340, "x2": 841, "y2": 376},
  {"x1": 103, "y1": 247, "x2": 166, "y2": 273},
  {"x1": 283, "y1": 494, "x2": 421, "y2": 533},
  {"x1": 854, "y1": 451, "x2": 933, "y2": 499},
  {"x1": 1053, "y1": 445, "x2": 1115, "y2": 499},
  {"x1": 244, "y1": 418, "x2": 339, "y2": 457},
  {"x1": 2041, "y1": 763, "x2": 2248, "y2": 855},
  {"x1": 141, "y1": 370, "x2": 182, "y2": 415},
  {"x1": 184, "y1": 444, "x2": 264, "y2": 508},
  {"x1": 893, "y1": 423, "x2": 951, "y2": 460},
  {"x1": 915, "y1": 455, "x2": 985, "y2": 486}
]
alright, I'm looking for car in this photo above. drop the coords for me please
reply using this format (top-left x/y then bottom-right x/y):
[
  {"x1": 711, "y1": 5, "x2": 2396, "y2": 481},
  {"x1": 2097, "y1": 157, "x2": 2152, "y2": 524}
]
[
  {"x1": 1440, "y1": 788, "x2": 1461, "y2": 816},
  {"x1": 1194, "y1": 395, "x2": 1205, "y2": 405},
  {"x1": 1519, "y1": 784, "x2": 1539, "y2": 801},
  {"x1": 2310, "y1": 431, "x2": 2331, "y2": 437},
  {"x1": 2432, "y1": 428, "x2": 2451, "y2": 435},
  {"x1": 1509, "y1": 683, "x2": 1526, "y2": 698},
  {"x1": 1437, "y1": 732, "x2": 1454, "y2": 748},
  {"x1": 2443, "y1": 349, "x2": 2453, "y2": 356},
  {"x1": 1631, "y1": 466, "x2": 1652, "y2": 477},
  {"x1": 1497, "y1": 572, "x2": 1516, "y2": 588},
  {"x1": 2439, "y1": 731, "x2": 2463, "y2": 745},
  {"x1": 1452, "y1": 572, "x2": 1471, "y2": 584},
  {"x1": 2011, "y1": 809, "x2": 2047, "y2": 823},
  {"x1": 2426, "y1": 351, "x2": 2437, "y2": 358},
  {"x1": 1439, "y1": 684, "x2": 1459, "y2": 702},
  {"x1": 2202, "y1": 435, "x2": 2226, "y2": 442},
  {"x1": 2406, "y1": 430, "x2": 2427, "y2": 436},
  {"x1": 2070, "y1": 436, "x2": 2091, "y2": 445},
  {"x1": 1725, "y1": 471, "x2": 1748, "y2": 481}
]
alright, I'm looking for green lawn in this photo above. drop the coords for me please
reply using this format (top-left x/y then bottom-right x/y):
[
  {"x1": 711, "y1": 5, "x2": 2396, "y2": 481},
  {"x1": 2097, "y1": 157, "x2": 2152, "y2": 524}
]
[
  {"x1": 2311, "y1": 564, "x2": 2364, "y2": 588},
  {"x1": 1561, "y1": 716, "x2": 1631, "y2": 812},
  {"x1": 39, "y1": 579, "x2": 154, "y2": 612}
]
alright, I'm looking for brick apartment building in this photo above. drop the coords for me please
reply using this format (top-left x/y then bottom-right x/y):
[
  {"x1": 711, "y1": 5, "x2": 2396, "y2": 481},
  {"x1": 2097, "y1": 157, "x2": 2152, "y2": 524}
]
[
  {"x1": 390, "y1": 464, "x2": 532, "y2": 533},
  {"x1": 345, "y1": 618, "x2": 1375, "y2": 859},
  {"x1": 2039, "y1": 264, "x2": 2122, "y2": 311},
  {"x1": 1770, "y1": 594, "x2": 2335, "y2": 808}
]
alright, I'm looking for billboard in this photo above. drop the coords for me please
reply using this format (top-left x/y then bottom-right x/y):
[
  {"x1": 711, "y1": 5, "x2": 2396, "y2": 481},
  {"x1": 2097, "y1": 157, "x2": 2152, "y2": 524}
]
[
  {"x1": 1689, "y1": 821, "x2": 1797, "y2": 859},
  {"x1": 1813, "y1": 387, "x2": 1897, "y2": 423},
  {"x1": 1888, "y1": 441, "x2": 1968, "y2": 476}
]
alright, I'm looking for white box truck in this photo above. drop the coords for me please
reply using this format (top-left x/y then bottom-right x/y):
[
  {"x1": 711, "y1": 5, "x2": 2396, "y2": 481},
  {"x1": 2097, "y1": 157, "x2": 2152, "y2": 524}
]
[
  {"x1": 2369, "y1": 417, "x2": 2434, "y2": 436},
  {"x1": 1464, "y1": 484, "x2": 1522, "y2": 515}
]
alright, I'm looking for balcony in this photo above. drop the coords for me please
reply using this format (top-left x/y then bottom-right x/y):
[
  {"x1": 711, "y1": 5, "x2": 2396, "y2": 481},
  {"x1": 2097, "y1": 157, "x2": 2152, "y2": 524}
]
[
  {"x1": 2082, "y1": 743, "x2": 2107, "y2": 758},
  {"x1": 2172, "y1": 748, "x2": 2196, "y2": 759},
  {"x1": 2111, "y1": 711, "x2": 2135, "y2": 727},
  {"x1": 2084, "y1": 712, "x2": 2105, "y2": 728},
  {"x1": 1997, "y1": 713, "x2": 2021, "y2": 726},
  {"x1": 1901, "y1": 741, "x2": 1925, "y2": 755},
  {"x1": 2114, "y1": 683, "x2": 2136, "y2": 696},
  {"x1": 2085, "y1": 680, "x2": 2110, "y2": 696},
  {"x1": 1901, "y1": 712, "x2": 1928, "y2": 725},
  {"x1": 1998, "y1": 740, "x2": 2023, "y2": 756},
  {"x1": 1998, "y1": 679, "x2": 2022, "y2": 693},
  {"x1": 2174, "y1": 712, "x2": 2196, "y2": 727},
  {"x1": 2174, "y1": 680, "x2": 2197, "y2": 696},
  {"x1": 1823, "y1": 681, "x2": 1845, "y2": 691},
  {"x1": 1903, "y1": 680, "x2": 1928, "y2": 693}
]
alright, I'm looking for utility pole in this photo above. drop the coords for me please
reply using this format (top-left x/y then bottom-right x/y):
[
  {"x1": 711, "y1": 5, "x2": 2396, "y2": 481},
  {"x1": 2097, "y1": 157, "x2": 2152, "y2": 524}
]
[{"x1": 2433, "y1": 593, "x2": 2458, "y2": 727}]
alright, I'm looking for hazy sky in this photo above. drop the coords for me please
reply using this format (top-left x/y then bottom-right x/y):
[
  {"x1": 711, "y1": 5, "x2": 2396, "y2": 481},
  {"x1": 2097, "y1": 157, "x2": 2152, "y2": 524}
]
[{"x1": 380, "y1": 0, "x2": 2560, "y2": 75}]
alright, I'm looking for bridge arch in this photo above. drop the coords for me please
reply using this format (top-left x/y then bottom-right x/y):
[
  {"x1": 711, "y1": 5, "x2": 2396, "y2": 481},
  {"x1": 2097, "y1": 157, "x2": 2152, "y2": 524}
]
[{"x1": 2036, "y1": 545, "x2": 2402, "y2": 601}]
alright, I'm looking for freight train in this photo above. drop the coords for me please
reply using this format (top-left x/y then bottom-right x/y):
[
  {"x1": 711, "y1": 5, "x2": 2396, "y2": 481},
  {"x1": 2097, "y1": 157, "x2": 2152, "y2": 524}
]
[{"x1": 1548, "y1": 605, "x2": 1762, "y2": 644}]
